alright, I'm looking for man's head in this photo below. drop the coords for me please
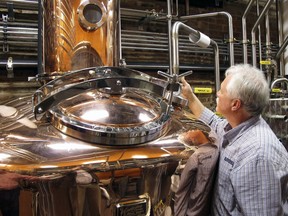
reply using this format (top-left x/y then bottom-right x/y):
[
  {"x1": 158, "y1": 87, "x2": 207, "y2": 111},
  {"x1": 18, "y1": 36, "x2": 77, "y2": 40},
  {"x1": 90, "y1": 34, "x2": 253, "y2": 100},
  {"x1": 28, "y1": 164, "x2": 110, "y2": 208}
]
[{"x1": 216, "y1": 64, "x2": 269, "y2": 121}]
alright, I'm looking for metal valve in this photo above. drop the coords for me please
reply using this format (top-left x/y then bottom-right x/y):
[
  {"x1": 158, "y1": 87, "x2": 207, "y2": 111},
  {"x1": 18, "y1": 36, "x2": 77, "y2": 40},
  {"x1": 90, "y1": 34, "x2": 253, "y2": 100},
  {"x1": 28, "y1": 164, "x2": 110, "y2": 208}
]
[{"x1": 157, "y1": 70, "x2": 193, "y2": 114}]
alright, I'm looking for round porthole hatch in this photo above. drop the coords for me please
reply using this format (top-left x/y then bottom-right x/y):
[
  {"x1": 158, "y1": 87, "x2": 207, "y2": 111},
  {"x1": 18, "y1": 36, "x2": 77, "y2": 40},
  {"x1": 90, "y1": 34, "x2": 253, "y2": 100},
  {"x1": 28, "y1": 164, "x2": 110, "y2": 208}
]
[{"x1": 78, "y1": 0, "x2": 107, "y2": 31}]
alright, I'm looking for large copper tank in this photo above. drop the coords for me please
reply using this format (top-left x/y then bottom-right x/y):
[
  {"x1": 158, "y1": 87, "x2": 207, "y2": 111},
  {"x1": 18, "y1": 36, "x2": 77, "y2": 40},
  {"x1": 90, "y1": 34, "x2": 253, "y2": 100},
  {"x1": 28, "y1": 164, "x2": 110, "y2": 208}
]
[
  {"x1": 0, "y1": 67, "x2": 217, "y2": 215},
  {"x1": 0, "y1": 1, "x2": 219, "y2": 216},
  {"x1": 41, "y1": 0, "x2": 119, "y2": 74}
]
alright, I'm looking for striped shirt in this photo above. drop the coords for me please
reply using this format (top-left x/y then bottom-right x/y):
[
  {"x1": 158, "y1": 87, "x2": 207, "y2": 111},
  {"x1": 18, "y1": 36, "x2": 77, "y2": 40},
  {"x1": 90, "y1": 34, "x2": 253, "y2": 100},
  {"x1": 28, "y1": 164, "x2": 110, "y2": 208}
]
[
  {"x1": 174, "y1": 142, "x2": 219, "y2": 216},
  {"x1": 200, "y1": 108, "x2": 288, "y2": 216}
]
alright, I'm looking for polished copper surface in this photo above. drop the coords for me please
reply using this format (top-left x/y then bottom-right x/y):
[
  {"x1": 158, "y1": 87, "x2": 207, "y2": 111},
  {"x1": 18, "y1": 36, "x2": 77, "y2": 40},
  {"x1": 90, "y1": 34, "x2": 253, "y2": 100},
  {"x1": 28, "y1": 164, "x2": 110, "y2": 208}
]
[
  {"x1": 54, "y1": 91, "x2": 161, "y2": 126},
  {"x1": 42, "y1": 0, "x2": 119, "y2": 74},
  {"x1": 0, "y1": 103, "x2": 212, "y2": 216},
  {"x1": 32, "y1": 67, "x2": 172, "y2": 145},
  {"x1": 0, "y1": 58, "x2": 217, "y2": 216}
]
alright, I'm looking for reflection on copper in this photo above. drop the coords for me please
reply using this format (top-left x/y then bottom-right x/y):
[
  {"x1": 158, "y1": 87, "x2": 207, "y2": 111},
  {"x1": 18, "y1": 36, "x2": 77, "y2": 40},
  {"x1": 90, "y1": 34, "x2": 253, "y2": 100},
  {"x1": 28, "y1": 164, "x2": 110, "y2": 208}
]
[
  {"x1": 40, "y1": 165, "x2": 59, "y2": 169},
  {"x1": 47, "y1": 143, "x2": 97, "y2": 151},
  {"x1": 132, "y1": 155, "x2": 148, "y2": 159},
  {"x1": 0, "y1": 164, "x2": 11, "y2": 167},
  {"x1": 42, "y1": 0, "x2": 119, "y2": 74},
  {"x1": 0, "y1": 153, "x2": 11, "y2": 160}
]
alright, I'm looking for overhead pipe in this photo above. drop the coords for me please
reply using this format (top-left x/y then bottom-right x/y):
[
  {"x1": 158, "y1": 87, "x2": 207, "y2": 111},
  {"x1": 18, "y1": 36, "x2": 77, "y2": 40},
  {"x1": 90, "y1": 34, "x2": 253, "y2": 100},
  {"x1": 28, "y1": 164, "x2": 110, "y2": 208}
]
[
  {"x1": 185, "y1": 0, "x2": 190, "y2": 15},
  {"x1": 0, "y1": 59, "x2": 38, "y2": 67},
  {"x1": 0, "y1": 0, "x2": 38, "y2": 9},
  {"x1": 264, "y1": 11, "x2": 273, "y2": 84},
  {"x1": 256, "y1": 0, "x2": 263, "y2": 70},
  {"x1": 118, "y1": 0, "x2": 124, "y2": 66},
  {"x1": 171, "y1": 0, "x2": 179, "y2": 17},
  {"x1": 119, "y1": 0, "x2": 179, "y2": 67},
  {"x1": 171, "y1": 21, "x2": 220, "y2": 92},
  {"x1": 167, "y1": 0, "x2": 173, "y2": 75},
  {"x1": 242, "y1": 0, "x2": 255, "y2": 64},
  {"x1": 270, "y1": 77, "x2": 288, "y2": 91},
  {"x1": 242, "y1": 0, "x2": 263, "y2": 67},
  {"x1": 180, "y1": 11, "x2": 234, "y2": 66},
  {"x1": 37, "y1": 0, "x2": 43, "y2": 75},
  {"x1": 155, "y1": 0, "x2": 181, "y2": 115},
  {"x1": 251, "y1": 0, "x2": 274, "y2": 67},
  {"x1": 275, "y1": 36, "x2": 288, "y2": 61},
  {"x1": 211, "y1": 40, "x2": 220, "y2": 92},
  {"x1": 276, "y1": 0, "x2": 285, "y2": 77}
]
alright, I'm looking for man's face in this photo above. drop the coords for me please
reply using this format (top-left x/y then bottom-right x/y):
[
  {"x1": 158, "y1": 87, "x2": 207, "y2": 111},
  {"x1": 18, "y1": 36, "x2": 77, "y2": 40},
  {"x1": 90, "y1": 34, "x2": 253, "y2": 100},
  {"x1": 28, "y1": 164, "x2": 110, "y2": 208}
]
[{"x1": 216, "y1": 76, "x2": 234, "y2": 117}]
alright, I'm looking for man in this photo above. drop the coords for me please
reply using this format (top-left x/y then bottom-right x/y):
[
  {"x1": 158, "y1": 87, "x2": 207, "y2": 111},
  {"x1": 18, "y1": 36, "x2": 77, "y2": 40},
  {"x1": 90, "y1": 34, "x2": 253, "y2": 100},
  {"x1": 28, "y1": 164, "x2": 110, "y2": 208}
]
[
  {"x1": 181, "y1": 64, "x2": 288, "y2": 215},
  {"x1": 173, "y1": 129, "x2": 219, "y2": 216}
]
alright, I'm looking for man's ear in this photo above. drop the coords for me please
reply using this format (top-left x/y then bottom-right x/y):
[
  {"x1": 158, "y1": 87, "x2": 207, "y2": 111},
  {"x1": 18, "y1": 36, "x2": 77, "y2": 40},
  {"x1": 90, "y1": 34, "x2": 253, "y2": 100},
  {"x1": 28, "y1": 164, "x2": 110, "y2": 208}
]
[{"x1": 231, "y1": 98, "x2": 241, "y2": 111}]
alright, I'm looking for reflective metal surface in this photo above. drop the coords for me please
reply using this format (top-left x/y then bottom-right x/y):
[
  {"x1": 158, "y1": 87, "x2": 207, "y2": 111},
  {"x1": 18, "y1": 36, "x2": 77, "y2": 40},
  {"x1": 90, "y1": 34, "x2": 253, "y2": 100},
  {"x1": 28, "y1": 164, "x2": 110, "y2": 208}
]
[
  {"x1": 48, "y1": 88, "x2": 171, "y2": 145},
  {"x1": 77, "y1": 0, "x2": 107, "y2": 31},
  {"x1": 0, "y1": 67, "x2": 217, "y2": 215},
  {"x1": 41, "y1": 0, "x2": 119, "y2": 74},
  {"x1": 33, "y1": 67, "x2": 172, "y2": 145}
]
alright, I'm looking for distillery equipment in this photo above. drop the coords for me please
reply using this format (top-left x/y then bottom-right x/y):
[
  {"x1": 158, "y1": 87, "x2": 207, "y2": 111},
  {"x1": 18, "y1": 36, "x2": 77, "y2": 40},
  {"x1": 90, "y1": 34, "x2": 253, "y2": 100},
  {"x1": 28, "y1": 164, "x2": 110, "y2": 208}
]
[
  {"x1": 1, "y1": 0, "x2": 288, "y2": 215},
  {"x1": 0, "y1": 0, "x2": 220, "y2": 215},
  {"x1": 0, "y1": 65, "x2": 218, "y2": 215}
]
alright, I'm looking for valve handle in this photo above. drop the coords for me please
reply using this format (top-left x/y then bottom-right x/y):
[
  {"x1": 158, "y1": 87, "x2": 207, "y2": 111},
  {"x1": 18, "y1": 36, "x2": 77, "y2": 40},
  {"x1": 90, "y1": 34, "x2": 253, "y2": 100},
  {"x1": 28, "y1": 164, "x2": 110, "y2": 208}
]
[{"x1": 157, "y1": 70, "x2": 193, "y2": 83}]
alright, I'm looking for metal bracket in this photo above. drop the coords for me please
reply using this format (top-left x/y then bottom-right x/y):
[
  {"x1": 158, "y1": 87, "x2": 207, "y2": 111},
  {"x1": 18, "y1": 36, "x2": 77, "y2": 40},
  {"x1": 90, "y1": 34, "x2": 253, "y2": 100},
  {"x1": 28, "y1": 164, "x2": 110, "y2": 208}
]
[
  {"x1": 2, "y1": 3, "x2": 14, "y2": 53},
  {"x1": 119, "y1": 59, "x2": 127, "y2": 67},
  {"x1": 7, "y1": 3, "x2": 15, "y2": 22},
  {"x1": 2, "y1": 14, "x2": 9, "y2": 53},
  {"x1": 6, "y1": 57, "x2": 14, "y2": 78}
]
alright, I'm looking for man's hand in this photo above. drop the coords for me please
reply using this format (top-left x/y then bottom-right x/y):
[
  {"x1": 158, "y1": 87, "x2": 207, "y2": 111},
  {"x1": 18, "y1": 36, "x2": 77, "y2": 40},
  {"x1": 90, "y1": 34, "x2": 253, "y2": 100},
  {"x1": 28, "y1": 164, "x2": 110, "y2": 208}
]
[
  {"x1": 0, "y1": 172, "x2": 38, "y2": 190},
  {"x1": 180, "y1": 77, "x2": 194, "y2": 102},
  {"x1": 180, "y1": 77, "x2": 205, "y2": 118}
]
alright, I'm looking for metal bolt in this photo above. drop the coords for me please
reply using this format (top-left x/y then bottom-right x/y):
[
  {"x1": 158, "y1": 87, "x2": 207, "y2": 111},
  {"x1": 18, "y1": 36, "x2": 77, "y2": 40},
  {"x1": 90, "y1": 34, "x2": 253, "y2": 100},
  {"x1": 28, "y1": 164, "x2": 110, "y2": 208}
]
[{"x1": 37, "y1": 107, "x2": 43, "y2": 114}]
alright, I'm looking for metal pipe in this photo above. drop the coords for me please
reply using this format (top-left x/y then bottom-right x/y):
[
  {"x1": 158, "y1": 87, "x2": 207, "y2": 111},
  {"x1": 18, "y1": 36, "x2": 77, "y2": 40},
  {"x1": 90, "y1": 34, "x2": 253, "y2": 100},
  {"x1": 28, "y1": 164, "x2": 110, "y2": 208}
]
[
  {"x1": 172, "y1": 21, "x2": 220, "y2": 91},
  {"x1": 185, "y1": 0, "x2": 190, "y2": 16},
  {"x1": 242, "y1": 0, "x2": 255, "y2": 64},
  {"x1": 167, "y1": 0, "x2": 173, "y2": 75},
  {"x1": 180, "y1": 11, "x2": 234, "y2": 66},
  {"x1": 276, "y1": 0, "x2": 284, "y2": 77},
  {"x1": 37, "y1": 0, "x2": 43, "y2": 75},
  {"x1": 0, "y1": 60, "x2": 38, "y2": 67},
  {"x1": 120, "y1": 8, "x2": 167, "y2": 20},
  {"x1": 118, "y1": 1, "x2": 122, "y2": 60},
  {"x1": 118, "y1": 0, "x2": 124, "y2": 65},
  {"x1": 251, "y1": 0, "x2": 274, "y2": 67},
  {"x1": 0, "y1": 0, "x2": 38, "y2": 9},
  {"x1": 210, "y1": 40, "x2": 220, "y2": 92},
  {"x1": 275, "y1": 36, "x2": 288, "y2": 60},
  {"x1": 270, "y1": 77, "x2": 288, "y2": 89},
  {"x1": 170, "y1": 0, "x2": 179, "y2": 17},
  {"x1": 126, "y1": 64, "x2": 219, "y2": 71},
  {"x1": 256, "y1": 0, "x2": 263, "y2": 70},
  {"x1": 172, "y1": 22, "x2": 198, "y2": 76},
  {"x1": 265, "y1": 12, "x2": 272, "y2": 68},
  {"x1": 174, "y1": 0, "x2": 179, "y2": 18}
]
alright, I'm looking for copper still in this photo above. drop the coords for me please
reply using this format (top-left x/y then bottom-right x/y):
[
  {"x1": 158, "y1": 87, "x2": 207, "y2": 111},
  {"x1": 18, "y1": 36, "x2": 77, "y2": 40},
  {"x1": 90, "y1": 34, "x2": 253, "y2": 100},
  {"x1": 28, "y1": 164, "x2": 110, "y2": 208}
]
[
  {"x1": 41, "y1": 0, "x2": 120, "y2": 74},
  {"x1": 0, "y1": 66, "x2": 217, "y2": 215},
  {"x1": 0, "y1": 1, "x2": 218, "y2": 216}
]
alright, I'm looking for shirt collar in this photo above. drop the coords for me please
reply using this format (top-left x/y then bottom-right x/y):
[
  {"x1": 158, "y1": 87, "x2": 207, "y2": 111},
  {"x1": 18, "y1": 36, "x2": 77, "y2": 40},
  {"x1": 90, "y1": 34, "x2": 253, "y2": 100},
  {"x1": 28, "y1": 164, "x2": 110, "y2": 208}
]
[{"x1": 222, "y1": 115, "x2": 261, "y2": 148}]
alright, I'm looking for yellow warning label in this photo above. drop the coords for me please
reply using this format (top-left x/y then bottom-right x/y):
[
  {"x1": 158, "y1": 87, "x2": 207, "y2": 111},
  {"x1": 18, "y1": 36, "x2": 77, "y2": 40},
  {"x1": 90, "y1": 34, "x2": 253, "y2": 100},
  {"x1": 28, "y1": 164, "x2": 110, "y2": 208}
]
[
  {"x1": 193, "y1": 87, "x2": 213, "y2": 94},
  {"x1": 260, "y1": 60, "x2": 272, "y2": 65},
  {"x1": 271, "y1": 88, "x2": 281, "y2": 93}
]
